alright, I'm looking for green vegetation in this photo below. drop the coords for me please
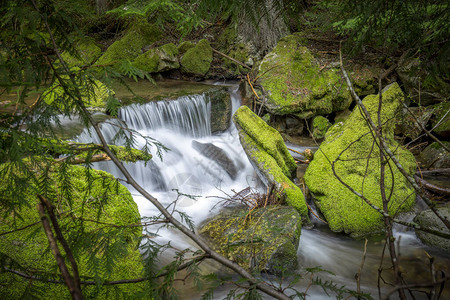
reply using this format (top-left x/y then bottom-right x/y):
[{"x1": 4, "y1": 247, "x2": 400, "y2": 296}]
[
  {"x1": 305, "y1": 83, "x2": 416, "y2": 236},
  {"x1": 180, "y1": 39, "x2": 213, "y2": 76}
]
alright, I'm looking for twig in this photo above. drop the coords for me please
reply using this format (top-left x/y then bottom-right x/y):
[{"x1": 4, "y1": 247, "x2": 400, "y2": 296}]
[
  {"x1": 247, "y1": 74, "x2": 260, "y2": 99},
  {"x1": 381, "y1": 276, "x2": 449, "y2": 300},
  {"x1": 414, "y1": 175, "x2": 450, "y2": 196},
  {"x1": 356, "y1": 239, "x2": 368, "y2": 298}
]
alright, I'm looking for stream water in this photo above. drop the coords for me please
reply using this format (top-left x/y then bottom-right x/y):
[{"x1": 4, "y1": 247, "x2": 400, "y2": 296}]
[{"x1": 72, "y1": 82, "x2": 448, "y2": 299}]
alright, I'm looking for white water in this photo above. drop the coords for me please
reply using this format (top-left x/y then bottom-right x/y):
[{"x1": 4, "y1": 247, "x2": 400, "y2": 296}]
[{"x1": 75, "y1": 84, "x2": 449, "y2": 299}]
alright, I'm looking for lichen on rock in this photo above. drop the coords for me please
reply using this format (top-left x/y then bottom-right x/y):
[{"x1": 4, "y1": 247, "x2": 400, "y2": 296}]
[
  {"x1": 180, "y1": 39, "x2": 213, "y2": 76},
  {"x1": 257, "y1": 33, "x2": 352, "y2": 118},
  {"x1": 233, "y1": 106, "x2": 309, "y2": 221},
  {"x1": 304, "y1": 83, "x2": 416, "y2": 237},
  {"x1": 199, "y1": 205, "x2": 301, "y2": 274}
]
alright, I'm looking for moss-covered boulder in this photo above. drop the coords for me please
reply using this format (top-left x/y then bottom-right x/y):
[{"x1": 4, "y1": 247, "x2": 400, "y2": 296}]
[
  {"x1": 96, "y1": 21, "x2": 162, "y2": 68},
  {"x1": 0, "y1": 163, "x2": 145, "y2": 299},
  {"x1": 414, "y1": 205, "x2": 450, "y2": 252},
  {"x1": 205, "y1": 87, "x2": 232, "y2": 133},
  {"x1": 312, "y1": 116, "x2": 331, "y2": 140},
  {"x1": 304, "y1": 83, "x2": 416, "y2": 237},
  {"x1": 61, "y1": 39, "x2": 102, "y2": 67},
  {"x1": 42, "y1": 76, "x2": 113, "y2": 111},
  {"x1": 431, "y1": 102, "x2": 450, "y2": 138},
  {"x1": 177, "y1": 41, "x2": 195, "y2": 56},
  {"x1": 257, "y1": 33, "x2": 351, "y2": 118},
  {"x1": 199, "y1": 205, "x2": 301, "y2": 274},
  {"x1": 180, "y1": 39, "x2": 213, "y2": 77},
  {"x1": 233, "y1": 106, "x2": 309, "y2": 221},
  {"x1": 418, "y1": 142, "x2": 450, "y2": 169},
  {"x1": 133, "y1": 43, "x2": 179, "y2": 73}
]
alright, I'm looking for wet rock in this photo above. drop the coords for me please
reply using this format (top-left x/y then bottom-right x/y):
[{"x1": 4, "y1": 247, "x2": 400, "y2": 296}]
[
  {"x1": 304, "y1": 83, "x2": 416, "y2": 237},
  {"x1": 414, "y1": 205, "x2": 450, "y2": 252},
  {"x1": 257, "y1": 33, "x2": 352, "y2": 118},
  {"x1": 233, "y1": 106, "x2": 309, "y2": 221},
  {"x1": 205, "y1": 88, "x2": 232, "y2": 133},
  {"x1": 418, "y1": 142, "x2": 450, "y2": 169},
  {"x1": 199, "y1": 205, "x2": 301, "y2": 274},
  {"x1": 286, "y1": 116, "x2": 304, "y2": 136},
  {"x1": 192, "y1": 140, "x2": 237, "y2": 180}
]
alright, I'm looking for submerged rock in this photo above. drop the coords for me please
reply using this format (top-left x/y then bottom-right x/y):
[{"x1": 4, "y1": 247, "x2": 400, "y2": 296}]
[
  {"x1": 257, "y1": 33, "x2": 351, "y2": 118},
  {"x1": 233, "y1": 106, "x2": 309, "y2": 221},
  {"x1": 133, "y1": 43, "x2": 179, "y2": 73},
  {"x1": 192, "y1": 140, "x2": 237, "y2": 179},
  {"x1": 304, "y1": 83, "x2": 416, "y2": 237},
  {"x1": 414, "y1": 205, "x2": 450, "y2": 252},
  {"x1": 199, "y1": 205, "x2": 301, "y2": 274},
  {"x1": 181, "y1": 39, "x2": 213, "y2": 77}
]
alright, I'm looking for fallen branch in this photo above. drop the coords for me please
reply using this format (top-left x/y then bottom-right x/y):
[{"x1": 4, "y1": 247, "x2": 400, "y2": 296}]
[
  {"x1": 414, "y1": 175, "x2": 450, "y2": 196},
  {"x1": 417, "y1": 168, "x2": 450, "y2": 176},
  {"x1": 212, "y1": 48, "x2": 252, "y2": 70}
]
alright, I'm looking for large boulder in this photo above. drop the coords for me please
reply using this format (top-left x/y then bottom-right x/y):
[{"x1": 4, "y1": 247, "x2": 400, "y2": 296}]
[
  {"x1": 180, "y1": 39, "x2": 213, "y2": 77},
  {"x1": 96, "y1": 21, "x2": 162, "y2": 68},
  {"x1": 0, "y1": 164, "x2": 145, "y2": 299},
  {"x1": 257, "y1": 33, "x2": 352, "y2": 118},
  {"x1": 304, "y1": 83, "x2": 417, "y2": 237},
  {"x1": 414, "y1": 205, "x2": 450, "y2": 252},
  {"x1": 233, "y1": 106, "x2": 309, "y2": 221},
  {"x1": 199, "y1": 205, "x2": 301, "y2": 274},
  {"x1": 133, "y1": 43, "x2": 179, "y2": 73}
]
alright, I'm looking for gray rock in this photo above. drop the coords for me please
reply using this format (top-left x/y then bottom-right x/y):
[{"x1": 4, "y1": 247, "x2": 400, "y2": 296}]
[
  {"x1": 192, "y1": 141, "x2": 237, "y2": 180},
  {"x1": 414, "y1": 205, "x2": 450, "y2": 252},
  {"x1": 395, "y1": 106, "x2": 433, "y2": 140},
  {"x1": 206, "y1": 88, "x2": 232, "y2": 133},
  {"x1": 418, "y1": 142, "x2": 450, "y2": 168}
]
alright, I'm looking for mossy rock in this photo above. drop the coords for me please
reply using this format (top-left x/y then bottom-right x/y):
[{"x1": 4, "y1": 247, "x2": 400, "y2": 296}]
[
  {"x1": 0, "y1": 163, "x2": 145, "y2": 299},
  {"x1": 233, "y1": 106, "x2": 309, "y2": 221},
  {"x1": 177, "y1": 41, "x2": 195, "y2": 56},
  {"x1": 414, "y1": 205, "x2": 450, "y2": 252},
  {"x1": 395, "y1": 106, "x2": 434, "y2": 140},
  {"x1": 133, "y1": 43, "x2": 179, "y2": 73},
  {"x1": 41, "y1": 76, "x2": 113, "y2": 111},
  {"x1": 199, "y1": 205, "x2": 301, "y2": 274},
  {"x1": 304, "y1": 83, "x2": 416, "y2": 237},
  {"x1": 97, "y1": 22, "x2": 162, "y2": 68},
  {"x1": 257, "y1": 33, "x2": 351, "y2": 118},
  {"x1": 61, "y1": 39, "x2": 102, "y2": 67},
  {"x1": 312, "y1": 116, "x2": 331, "y2": 140},
  {"x1": 180, "y1": 39, "x2": 213, "y2": 77},
  {"x1": 418, "y1": 141, "x2": 450, "y2": 169},
  {"x1": 431, "y1": 102, "x2": 450, "y2": 138}
]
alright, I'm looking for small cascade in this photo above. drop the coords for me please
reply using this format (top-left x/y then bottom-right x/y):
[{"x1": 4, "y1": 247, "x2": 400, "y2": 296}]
[{"x1": 119, "y1": 94, "x2": 211, "y2": 137}]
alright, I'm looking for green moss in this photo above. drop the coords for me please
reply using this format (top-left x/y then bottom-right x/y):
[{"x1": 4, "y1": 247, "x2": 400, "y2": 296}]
[
  {"x1": 61, "y1": 39, "x2": 102, "y2": 67},
  {"x1": 133, "y1": 42, "x2": 179, "y2": 73},
  {"x1": 304, "y1": 83, "x2": 416, "y2": 237},
  {"x1": 258, "y1": 33, "x2": 351, "y2": 117},
  {"x1": 233, "y1": 106, "x2": 309, "y2": 220},
  {"x1": 199, "y1": 205, "x2": 301, "y2": 274},
  {"x1": 177, "y1": 41, "x2": 195, "y2": 55},
  {"x1": 180, "y1": 39, "x2": 213, "y2": 76},
  {"x1": 432, "y1": 102, "x2": 450, "y2": 137},
  {"x1": 0, "y1": 164, "x2": 145, "y2": 299},
  {"x1": 312, "y1": 116, "x2": 331, "y2": 139},
  {"x1": 234, "y1": 106, "x2": 296, "y2": 177},
  {"x1": 97, "y1": 22, "x2": 162, "y2": 67}
]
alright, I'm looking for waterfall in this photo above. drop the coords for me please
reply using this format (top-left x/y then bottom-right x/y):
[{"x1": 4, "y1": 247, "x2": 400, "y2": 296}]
[{"x1": 119, "y1": 94, "x2": 211, "y2": 137}]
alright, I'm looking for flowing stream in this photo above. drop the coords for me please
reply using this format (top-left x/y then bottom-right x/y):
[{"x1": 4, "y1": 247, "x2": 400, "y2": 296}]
[{"x1": 74, "y1": 82, "x2": 449, "y2": 299}]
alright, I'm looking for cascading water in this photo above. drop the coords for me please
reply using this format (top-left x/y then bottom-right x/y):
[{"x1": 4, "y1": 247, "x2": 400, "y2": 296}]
[{"x1": 75, "y1": 83, "x2": 449, "y2": 299}]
